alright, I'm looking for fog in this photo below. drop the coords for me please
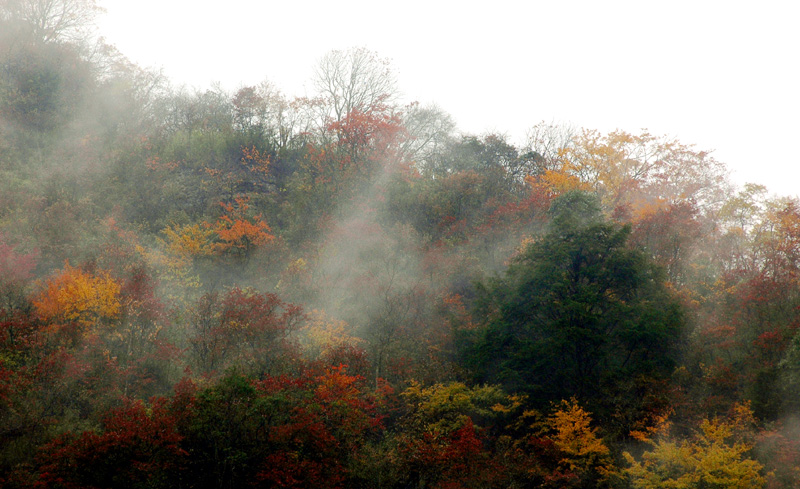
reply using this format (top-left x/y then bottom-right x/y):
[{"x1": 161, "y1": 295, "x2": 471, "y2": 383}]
[{"x1": 2, "y1": 1, "x2": 800, "y2": 486}]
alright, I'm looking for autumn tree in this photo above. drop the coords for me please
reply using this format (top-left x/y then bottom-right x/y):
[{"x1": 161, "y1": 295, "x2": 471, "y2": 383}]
[
  {"x1": 284, "y1": 99, "x2": 408, "y2": 246},
  {"x1": 629, "y1": 200, "x2": 705, "y2": 287},
  {"x1": 231, "y1": 85, "x2": 266, "y2": 133},
  {"x1": 211, "y1": 196, "x2": 275, "y2": 262},
  {"x1": 186, "y1": 287, "x2": 302, "y2": 377},
  {"x1": 390, "y1": 381, "x2": 514, "y2": 488},
  {"x1": 34, "y1": 395, "x2": 188, "y2": 489},
  {"x1": 681, "y1": 196, "x2": 800, "y2": 420},
  {"x1": 497, "y1": 399, "x2": 622, "y2": 488},
  {"x1": 162, "y1": 222, "x2": 217, "y2": 260},
  {"x1": 113, "y1": 267, "x2": 170, "y2": 367},
  {"x1": 131, "y1": 369, "x2": 379, "y2": 488},
  {"x1": 313, "y1": 47, "x2": 398, "y2": 126},
  {"x1": 161, "y1": 195, "x2": 278, "y2": 269},
  {"x1": 524, "y1": 125, "x2": 730, "y2": 214},
  {"x1": 546, "y1": 399, "x2": 621, "y2": 487},
  {"x1": 625, "y1": 404, "x2": 766, "y2": 488},
  {"x1": 295, "y1": 100, "x2": 406, "y2": 216},
  {"x1": 33, "y1": 262, "x2": 121, "y2": 337},
  {"x1": 754, "y1": 419, "x2": 800, "y2": 488},
  {"x1": 400, "y1": 381, "x2": 514, "y2": 435},
  {"x1": 297, "y1": 309, "x2": 369, "y2": 377}
]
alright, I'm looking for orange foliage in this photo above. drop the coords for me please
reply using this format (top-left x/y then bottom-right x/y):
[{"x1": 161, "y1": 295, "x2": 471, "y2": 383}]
[
  {"x1": 211, "y1": 196, "x2": 275, "y2": 255},
  {"x1": 146, "y1": 156, "x2": 180, "y2": 172},
  {"x1": 529, "y1": 128, "x2": 727, "y2": 212},
  {"x1": 526, "y1": 170, "x2": 589, "y2": 196},
  {"x1": 240, "y1": 146, "x2": 271, "y2": 177},
  {"x1": 33, "y1": 262, "x2": 121, "y2": 330}
]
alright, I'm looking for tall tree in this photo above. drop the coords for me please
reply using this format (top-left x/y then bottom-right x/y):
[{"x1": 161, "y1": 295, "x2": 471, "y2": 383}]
[
  {"x1": 465, "y1": 191, "x2": 684, "y2": 432},
  {"x1": 313, "y1": 47, "x2": 398, "y2": 126}
]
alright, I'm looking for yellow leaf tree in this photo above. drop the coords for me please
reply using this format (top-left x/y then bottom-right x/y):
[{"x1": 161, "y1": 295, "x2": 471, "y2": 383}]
[
  {"x1": 547, "y1": 399, "x2": 622, "y2": 487},
  {"x1": 33, "y1": 262, "x2": 121, "y2": 333},
  {"x1": 624, "y1": 404, "x2": 765, "y2": 488},
  {"x1": 526, "y1": 125, "x2": 729, "y2": 214},
  {"x1": 161, "y1": 223, "x2": 217, "y2": 259},
  {"x1": 297, "y1": 309, "x2": 362, "y2": 360}
]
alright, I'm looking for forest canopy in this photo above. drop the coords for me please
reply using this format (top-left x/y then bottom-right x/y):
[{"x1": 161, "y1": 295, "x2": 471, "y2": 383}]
[{"x1": 2, "y1": 3, "x2": 800, "y2": 487}]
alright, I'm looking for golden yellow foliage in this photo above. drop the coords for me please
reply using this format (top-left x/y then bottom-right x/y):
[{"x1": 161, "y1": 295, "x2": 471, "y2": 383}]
[
  {"x1": 624, "y1": 404, "x2": 765, "y2": 489},
  {"x1": 549, "y1": 399, "x2": 610, "y2": 461},
  {"x1": 157, "y1": 223, "x2": 215, "y2": 294},
  {"x1": 529, "y1": 128, "x2": 726, "y2": 213},
  {"x1": 297, "y1": 309, "x2": 362, "y2": 358},
  {"x1": 33, "y1": 262, "x2": 121, "y2": 330},
  {"x1": 161, "y1": 223, "x2": 216, "y2": 258},
  {"x1": 401, "y1": 381, "x2": 514, "y2": 434},
  {"x1": 629, "y1": 410, "x2": 672, "y2": 443},
  {"x1": 525, "y1": 169, "x2": 589, "y2": 196},
  {"x1": 548, "y1": 399, "x2": 620, "y2": 485}
]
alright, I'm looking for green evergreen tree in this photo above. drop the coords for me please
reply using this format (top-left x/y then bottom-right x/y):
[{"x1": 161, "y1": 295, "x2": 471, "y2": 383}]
[{"x1": 465, "y1": 191, "x2": 684, "y2": 432}]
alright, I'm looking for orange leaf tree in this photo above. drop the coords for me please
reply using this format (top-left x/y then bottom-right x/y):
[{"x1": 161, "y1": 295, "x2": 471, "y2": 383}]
[
  {"x1": 33, "y1": 262, "x2": 121, "y2": 334},
  {"x1": 212, "y1": 196, "x2": 275, "y2": 260}
]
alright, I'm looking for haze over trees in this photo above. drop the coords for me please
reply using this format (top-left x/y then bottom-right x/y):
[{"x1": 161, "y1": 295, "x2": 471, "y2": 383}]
[{"x1": 2, "y1": 2, "x2": 800, "y2": 487}]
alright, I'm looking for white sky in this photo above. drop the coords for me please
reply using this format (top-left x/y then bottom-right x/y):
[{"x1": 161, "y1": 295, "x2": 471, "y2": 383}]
[{"x1": 97, "y1": 0, "x2": 800, "y2": 198}]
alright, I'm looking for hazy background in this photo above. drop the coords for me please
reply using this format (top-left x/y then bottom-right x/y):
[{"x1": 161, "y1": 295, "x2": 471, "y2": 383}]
[{"x1": 98, "y1": 0, "x2": 800, "y2": 197}]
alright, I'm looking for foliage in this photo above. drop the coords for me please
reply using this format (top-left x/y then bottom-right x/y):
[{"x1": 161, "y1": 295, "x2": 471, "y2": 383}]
[
  {"x1": 24, "y1": 368, "x2": 383, "y2": 488},
  {"x1": 297, "y1": 309, "x2": 364, "y2": 363},
  {"x1": 32, "y1": 262, "x2": 121, "y2": 335},
  {"x1": 35, "y1": 396, "x2": 187, "y2": 489},
  {"x1": 390, "y1": 382, "x2": 512, "y2": 489},
  {"x1": 465, "y1": 191, "x2": 684, "y2": 434},
  {"x1": 3, "y1": 17, "x2": 800, "y2": 486},
  {"x1": 498, "y1": 398, "x2": 622, "y2": 488},
  {"x1": 161, "y1": 222, "x2": 216, "y2": 259},
  {"x1": 548, "y1": 399, "x2": 620, "y2": 484},
  {"x1": 186, "y1": 287, "x2": 303, "y2": 376},
  {"x1": 547, "y1": 129, "x2": 729, "y2": 213},
  {"x1": 211, "y1": 196, "x2": 275, "y2": 258},
  {"x1": 625, "y1": 404, "x2": 766, "y2": 488},
  {"x1": 400, "y1": 381, "x2": 516, "y2": 434}
]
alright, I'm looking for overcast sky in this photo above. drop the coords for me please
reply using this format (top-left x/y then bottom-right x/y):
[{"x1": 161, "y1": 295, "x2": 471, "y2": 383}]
[{"x1": 97, "y1": 0, "x2": 800, "y2": 198}]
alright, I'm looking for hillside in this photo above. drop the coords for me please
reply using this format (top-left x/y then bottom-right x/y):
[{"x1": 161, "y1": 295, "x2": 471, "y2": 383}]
[{"x1": 1, "y1": 4, "x2": 799, "y2": 488}]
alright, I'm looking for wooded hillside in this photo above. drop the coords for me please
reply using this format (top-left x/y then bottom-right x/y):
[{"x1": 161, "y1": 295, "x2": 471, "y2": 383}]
[{"x1": 2, "y1": 2, "x2": 799, "y2": 487}]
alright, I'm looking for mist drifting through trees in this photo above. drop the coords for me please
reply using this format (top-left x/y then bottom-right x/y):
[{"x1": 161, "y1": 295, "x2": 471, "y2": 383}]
[{"x1": 1, "y1": 1, "x2": 800, "y2": 488}]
